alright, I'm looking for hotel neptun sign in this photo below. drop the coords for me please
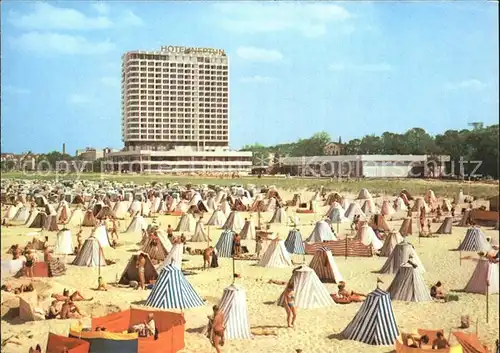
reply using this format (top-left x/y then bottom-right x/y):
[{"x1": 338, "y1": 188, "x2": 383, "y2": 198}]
[{"x1": 160, "y1": 46, "x2": 226, "y2": 56}]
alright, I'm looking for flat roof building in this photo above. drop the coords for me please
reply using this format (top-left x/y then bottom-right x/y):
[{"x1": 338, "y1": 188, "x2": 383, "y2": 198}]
[{"x1": 107, "y1": 45, "x2": 251, "y2": 173}]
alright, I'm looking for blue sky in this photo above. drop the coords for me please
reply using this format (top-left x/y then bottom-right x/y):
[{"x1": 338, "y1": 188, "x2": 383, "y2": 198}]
[{"x1": 1, "y1": 1, "x2": 498, "y2": 154}]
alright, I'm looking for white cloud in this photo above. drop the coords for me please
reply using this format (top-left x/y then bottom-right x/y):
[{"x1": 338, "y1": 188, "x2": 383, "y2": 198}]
[
  {"x1": 240, "y1": 76, "x2": 276, "y2": 83},
  {"x1": 8, "y1": 2, "x2": 113, "y2": 30},
  {"x1": 328, "y1": 63, "x2": 392, "y2": 72},
  {"x1": 236, "y1": 47, "x2": 283, "y2": 62},
  {"x1": 9, "y1": 32, "x2": 115, "y2": 55},
  {"x1": 3, "y1": 86, "x2": 30, "y2": 95},
  {"x1": 121, "y1": 10, "x2": 144, "y2": 26},
  {"x1": 444, "y1": 79, "x2": 487, "y2": 91},
  {"x1": 91, "y1": 2, "x2": 110, "y2": 15},
  {"x1": 212, "y1": 3, "x2": 351, "y2": 38},
  {"x1": 68, "y1": 94, "x2": 90, "y2": 105},
  {"x1": 100, "y1": 76, "x2": 120, "y2": 87}
]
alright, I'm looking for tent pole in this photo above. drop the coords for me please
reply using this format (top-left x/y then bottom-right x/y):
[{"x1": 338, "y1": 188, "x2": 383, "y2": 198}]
[
  {"x1": 486, "y1": 281, "x2": 489, "y2": 323},
  {"x1": 459, "y1": 240, "x2": 462, "y2": 266},
  {"x1": 232, "y1": 257, "x2": 235, "y2": 284},
  {"x1": 345, "y1": 236, "x2": 347, "y2": 261}
]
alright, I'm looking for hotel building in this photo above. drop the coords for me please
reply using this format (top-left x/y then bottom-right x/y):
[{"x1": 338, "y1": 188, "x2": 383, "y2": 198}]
[{"x1": 106, "y1": 45, "x2": 252, "y2": 173}]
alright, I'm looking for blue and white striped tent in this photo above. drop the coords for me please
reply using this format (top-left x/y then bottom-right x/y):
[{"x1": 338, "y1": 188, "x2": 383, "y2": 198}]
[
  {"x1": 215, "y1": 229, "x2": 235, "y2": 258},
  {"x1": 284, "y1": 230, "x2": 305, "y2": 255},
  {"x1": 457, "y1": 227, "x2": 492, "y2": 252},
  {"x1": 145, "y1": 264, "x2": 205, "y2": 310},
  {"x1": 341, "y1": 288, "x2": 399, "y2": 346}
]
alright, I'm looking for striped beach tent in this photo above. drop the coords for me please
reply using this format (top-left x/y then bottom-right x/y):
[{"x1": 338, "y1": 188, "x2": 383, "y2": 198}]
[
  {"x1": 145, "y1": 264, "x2": 205, "y2": 310},
  {"x1": 399, "y1": 217, "x2": 413, "y2": 236},
  {"x1": 175, "y1": 213, "x2": 196, "y2": 233},
  {"x1": 305, "y1": 221, "x2": 337, "y2": 242},
  {"x1": 141, "y1": 235, "x2": 171, "y2": 262},
  {"x1": 464, "y1": 258, "x2": 499, "y2": 294},
  {"x1": 435, "y1": 216, "x2": 453, "y2": 234},
  {"x1": 341, "y1": 288, "x2": 399, "y2": 346},
  {"x1": 268, "y1": 207, "x2": 287, "y2": 224},
  {"x1": 308, "y1": 247, "x2": 343, "y2": 283},
  {"x1": 361, "y1": 199, "x2": 377, "y2": 216},
  {"x1": 240, "y1": 219, "x2": 256, "y2": 240},
  {"x1": 222, "y1": 211, "x2": 244, "y2": 232},
  {"x1": 344, "y1": 203, "x2": 366, "y2": 220},
  {"x1": 215, "y1": 229, "x2": 235, "y2": 258},
  {"x1": 215, "y1": 284, "x2": 252, "y2": 340},
  {"x1": 457, "y1": 227, "x2": 492, "y2": 252},
  {"x1": 386, "y1": 264, "x2": 432, "y2": 302},
  {"x1": 324, "y1": 204, "x2": 346, "y2": 224},
  {"x1": 72, "y1": 236, "x2": 107, "y2": 267},
  {"x1": 163, "y1": 243, "x2": 183, "y2": 268},
  {"x1": 277, "y1": 266, "x2": 335, "y2": 309},
  {"x1": 207, "y1": 209, "x2": 227, "y2": 227},
  {"x1": 257, "y1": 240, "x2": 292, "y2": 268},
  {"x1": 284, "y1": 230, "x2": 305, "y2": 255},
  {"x1": 379, "y1": 241, "x2": 425, "y2": 274},
  {"x1": 379, "y1": 231, "x2": 404, "y2": 257},
  {"x1": 191, "y1": 220, "x2": 209, "y2": 242},
  {"x1": 91, "y1": 225, "x2": 112, "y2": 248}
]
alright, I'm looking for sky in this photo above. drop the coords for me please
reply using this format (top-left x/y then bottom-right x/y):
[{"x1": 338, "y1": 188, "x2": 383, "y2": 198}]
[{"x1": 1, "y1": 1, "x2": 498, "y2": 154}]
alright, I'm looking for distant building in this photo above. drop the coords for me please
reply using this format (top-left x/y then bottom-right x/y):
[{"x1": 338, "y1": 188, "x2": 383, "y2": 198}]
[
  {"x1": 278, "y1": 154, "x2": 450, "y2": 178},
  {"x1": 76, "y1": 147, "x2": 117, "y2": 161},
  {"x1": 323, "y1": 142, "x2": 344, "y2": 156},
  {"x1": 1, "y1": 153, "x2": 38, "y2": 171}
]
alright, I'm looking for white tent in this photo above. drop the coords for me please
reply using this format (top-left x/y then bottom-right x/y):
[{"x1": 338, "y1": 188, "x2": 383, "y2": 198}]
[
  {"x1": 464, "y1": 258, "x2": 499, "y2": 294},
  {"x1": 113, "y1": 201, "x2": 129, "y2": 218},
  {"x1": 324, "y1": 203, "x2": 346, "y2": 223},
  {"x1": 54, "y1": 229, "x2": 74, "y2": 255},
  {"x1": 213, "y1": 284, "x2": 252, "y2": 340},
  {"x1": 163, "y1": 243, "x2": 184, "y2": 268},
  {"x1": 305, "y1": 221, "x2": 337, "y2": 242},
  {"x1": 356, "y1": 223, "x2": 383, "y2": 250},
  {"x1": 124, "y1": 215, "x2": 148, "y2": 234},
  {"x1": 72, "y1": 236, "x2": 107, "y2": 267},
  {"x1": 344, "y1": 203, "x2": 366, "y2": 220},
  {"x1": 67, "y1": 208, "x2": 84, "y2": 227},
  {"x1": 91, "y1": 225, "x2": 112, "y2": 248},
  {"x1": 222, "y1": 211, "x2": 245, "y2": 233},
  {"x1": 361, "y1": 199, "x2": 378, "y2": 215},
  {"x1": 381, "y1": 200, "x2": 395, "y2": 217},
  {"x1": 207, "y1": 209, "x2": 227, "y2": 227},
  {"x1": 394, "y1": 197, "x2": 408, "y2": 212},
  {"x1": 379, "y1": 241, "x2": 425, "y2": 274},
  {"x1": 257, "y1": 240, "x2": 292, "y2": 268},
  {"x1": 457, "y1": 227, "x2": 492, "y2": 252},
  {"x1": 379, "y1": 231, "x2": 404, "y2": 257},
  {"x1": 308, "y1": 247, "x2": 343, "y2": 283},
  {"x1": 277, "y1": 266, "x2": 335, "y2": 309},
  {"x1": 269, "y1": 207, "x2": 287, "y2": 224},
  {"x1": 240, "y1": 219, "x2": 256, "y2": 240},
  {"x1": 175, "y1": 213, "x2": 196, "y2": 233},
  {"x1": 191, "y1": 221, "x2": 209, "y2": 242},
  {"x1": 356, "y1": 188, "x2": 372, "y2": 200}
]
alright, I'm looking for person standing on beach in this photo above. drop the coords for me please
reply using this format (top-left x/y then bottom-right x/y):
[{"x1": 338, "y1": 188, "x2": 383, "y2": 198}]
[
  {"x1": 211, "y1": 305, "x2": 225, "y2": 353},
  {"x1": 282, "y1": 283, "x2": 297, "y2": 328},
  {"x1": 255, "y1": 236, "x2": 263, "y2": 257},
  {"x1": 136, "y1": 253, "x2": 146, "y2": 290}
]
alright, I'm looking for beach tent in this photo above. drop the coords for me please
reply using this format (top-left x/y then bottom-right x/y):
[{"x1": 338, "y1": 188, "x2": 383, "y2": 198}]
[
  {"x1": 341, "y1": 288, "x2": 399, "y2": 346},
  {"x1": 278, "y1": 265, "x2": 335, "y2": 309},
  {"x1": 356, "y1": 223, "x2": 383, "y2": 250},
  {"x1": 455, "y1": 189, "x2": 465, "y2": 204},
  {"x1": 113, "y1": 201, "x2": 129, "y2": 219},
  {"x1": 119, "y1": 252, "x2": 158, "y2": 285},
  {"x1": 305, "y1": 221, "x2": 337, "y2": 242},
  {"x1": 399, "y1": 189, "x2": 413, "y2": 201},
  {"x1": 70, "y1": 306, "x2": 186, "y2": 353},
  {"x1": 344, "y1": 203, "x2": 366, "y2": 220},
  {"x1": 145, "y1": 264, "x2": 204, "y2": 310},
  {"x1": 222, "y1": 211, "x2": 244, "y2": 233},
  {"x1": 220, "y1": 200, "x2": 231, "y2": 216},
  {"x1": 424, "y1": 190, "x2": 438, "y2": 205},
  {"x1": 215, "y1": 229, "x2": 235, "y2": 258},
  {"x1": 381, "y1": 200, "x2": 395, "y2": 217},
  {"x1": 4, "y1": 204, "x2": 19, "y2": 220},
  {"x1": 27, "y1": 211, "x2": 47, "y2": 228},
  {"x1": 386, "y1": 264, "x2": 432, "y2": 302},
  {"x1": 46, "y1": 332, "x2": 90, "y2": 353},
  {"x1": 394, "y1": 197, "x2": 408, "y2": 212},
  {"x1": 458, "y1": 209, "x2": 473, "y2": 227},
  {"x1": 357, "y1": 188, "x2": 372, "y2": 200},
  {"x1": 325, "y1": 193, "x2": 342, "y2": 206},
  {"x1": 206, "y1": 196, "x2": 216, "y2": 211},
  {"x1": 379, "y1": 241, "x2": 425, "y2": 274},
  {"x1": 67, "y1": 208, "x2": 84, "y2": 227},
  {"x1": 175, "y1": 213, "x2": 196, "y2": 233},
  {"x1": 264, "y1": 198, "x2": 277, "y2": 212},
  {"x1": 325, "y1": 203, "x2": 346, "y2": 224},
  {"x1": 125, "y1": 215, "x2": 148, "y2": 234},
  {"x1": 442, "y1": 199, "x2": 453, "y2": 212},
  {"x1": 213, "y1": 284, "x2": 252, "y2": 340},
  {"x1": 163, "y1": 243, "x2": 183, "y2": 268},
  {"x1": 399, "y1": 217, "x2": 413, "y2": 237},
  {"x1": 240, "y1": 219, "x2": 256, "y2": 240},
  {"x1": 91, "y1": 225, "x2": 112, "y2": 248},
  {"x1": 72, "y1": 236, "x2": 107, "y2": 267},
  {"x1": 141, "y1": 235, "x2": 172, "y2": 262},
  {"x1": 207, "y1": 209, "x2": 227, "y2": 227},
  {"x1": 291, "y1": 193, "x2": 302, "y2": 207},
  {"x1": 361, "y1": 199, "x2": 377, "y2": 216},
  {"x1": 464, "y1": 258, "x2": 499, "y2": 294},
  {"x1": 435, "y1": 216, "x2": 453, "y2": 234},
  {"x1": 457, "y1": 227, "x2": 492, "y2": 252},
  {"x1": 44, "y1": 214, "x2": 59, "y2": 231},
  {"x1": 284, "y1": 229, "x2": 305, "y2": 255},
  {"x1": 379, "y1": 231, "x2": 404, "y2": 257},
  {"x1": 96, "y1": 205, "x2": 116, "y2": 219},
  {"x1": 190, "y1": 220, "x2": 209, "y2": 242},
  {"x1": 12, "y1": 206, "x2": 30, "y2": 223},
  {"x1": 269, "y1": 207, "x2": 287, "y2": 224},
  {"x1": 411, "y1": 198, "x2": 430, "y2": 213},
  {"x1": 373, "y1": 214, "x2": 390, "y2": 232},
  {"x1": 257, "y1": 239, "x2": 292, "y2": 268},
  {"x1": 308, "y1": 247, "x2": 343, "y2": 283},
  {"x1": 54, "y1": 229, "x2": 74, "y2": 255},
  {"x1": 452, "y1": 332, "x2": 490, "y2": 353},
  {"x1": 81, "y1": 210, "x2": 97, "y2": 227},
  {"x1": 129, "y1": 200, "x2": 142, "y2": 214},
  {"x1": 196, "y1": 200, "x2": 210, "y2": 213}
]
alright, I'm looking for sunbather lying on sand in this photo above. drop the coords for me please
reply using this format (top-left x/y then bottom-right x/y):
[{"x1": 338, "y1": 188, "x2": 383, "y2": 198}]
[
  {"x1": 337, "y1": 281, "x2": 366, "y2": 302},
  {"x1": 1, "y1": 283, "x2": 34, "y2": 294},
  {"x1": 401, "y1": 333, "x2": 429, "y2": 348},
  {"x1": 430, "y1": 281, "x2": 446, "y2": 301},
  {"x1": 51, "y1": 289, "x2": 92, "y2": 302}
]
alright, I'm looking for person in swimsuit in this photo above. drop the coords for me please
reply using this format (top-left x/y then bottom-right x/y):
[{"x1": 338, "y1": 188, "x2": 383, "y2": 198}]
[
  {"x1": 203, "y1": 247, "x2": 214, "y2": 270},
  {"x1": 45, "y1": 300, "x2": 60, "y2": 319},
  {"x1": 52, "y1": 289, "x2": 92, "y2": 302},
  {"x1": 24, "y1": 249, "x2": 35, "y2": 278},
  {"x1": 233, "y1": 233, "x2": 241, "y2": 256},
  {"x1": 283, "y1": 283, "x2": 297, "y2": 328},
  {"x1": 211, "y1": 305, "x2": 225, "y2": 353},
  {"x1": 136, "y1": 253, "x2": 146, "y2": 290}
]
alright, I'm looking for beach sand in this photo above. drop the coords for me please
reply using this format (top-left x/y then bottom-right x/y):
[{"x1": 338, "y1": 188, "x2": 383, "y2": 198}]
[{"x1": 1, "y1": 190, "x2": 498, "y2": 353}]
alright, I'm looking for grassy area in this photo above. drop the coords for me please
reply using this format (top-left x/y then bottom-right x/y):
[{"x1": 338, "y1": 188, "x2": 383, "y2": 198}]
[{"x1": 1, "y1": 172, "x2": 498, "y2": 198}]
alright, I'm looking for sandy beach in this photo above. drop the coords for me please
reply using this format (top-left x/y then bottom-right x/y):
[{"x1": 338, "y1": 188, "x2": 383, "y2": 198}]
[{"x1": 1, "y1": 189, "x2": 498, "y2": 353}]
